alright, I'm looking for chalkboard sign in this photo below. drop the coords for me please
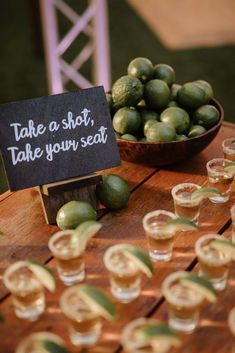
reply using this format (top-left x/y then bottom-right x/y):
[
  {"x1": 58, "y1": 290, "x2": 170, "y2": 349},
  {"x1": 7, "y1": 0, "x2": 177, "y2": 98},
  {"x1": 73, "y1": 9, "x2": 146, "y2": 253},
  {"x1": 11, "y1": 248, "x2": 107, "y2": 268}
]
[{"x1": 0, "y1": 87, "x2": 120, "y2": 191}]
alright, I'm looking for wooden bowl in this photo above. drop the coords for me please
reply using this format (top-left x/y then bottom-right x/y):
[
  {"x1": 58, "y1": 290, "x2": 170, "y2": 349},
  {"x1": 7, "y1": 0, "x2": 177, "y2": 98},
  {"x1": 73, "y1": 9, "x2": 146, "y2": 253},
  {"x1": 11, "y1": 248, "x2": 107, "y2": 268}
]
[{"x1": 116, "y1": 99, "x2": 223, "y2": 167}]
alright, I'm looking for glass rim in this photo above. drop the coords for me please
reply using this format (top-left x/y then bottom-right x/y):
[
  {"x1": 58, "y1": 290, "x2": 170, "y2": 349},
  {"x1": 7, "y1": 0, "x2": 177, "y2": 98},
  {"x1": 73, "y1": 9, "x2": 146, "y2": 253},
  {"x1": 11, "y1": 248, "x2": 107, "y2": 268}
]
[
  {"x1": 171, "y1": 183, "x2": 201, "y2": 204},
  {"x1": 142, "y1": 210, "x2": 177, "y2": 233},
  {"x1": 222, "y1": 137, "x2": 235, "y2": 148},
  {"x1": 206, "y1": 157, "x2": 231, "y2": 172},
  {"x1": 195, "y1": 234, "x2": 232, "y2": 263},
  {"x1": 103, "y1": 243, "x2": 139, "y2": 274},
  {"x1": 48, "y1": 230, "x2": 74, "y2": 250},
  {"x1": 3, "y1": 260, "x2": 38, "y2": 291},
  {"x1": 16, "y1": 332, "x2": 65, "y2": 353}
]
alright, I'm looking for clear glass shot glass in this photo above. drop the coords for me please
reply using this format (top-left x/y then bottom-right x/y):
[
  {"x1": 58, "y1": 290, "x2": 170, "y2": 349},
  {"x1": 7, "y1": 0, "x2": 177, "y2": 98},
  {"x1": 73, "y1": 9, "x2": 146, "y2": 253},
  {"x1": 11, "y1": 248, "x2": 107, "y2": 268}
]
[
  {"x1": 171, "y1": 183, "x2": 201, "y2": 225},
  {"x1": 206, "y1": 158, "x2": 234, "y2": 203},
  {"x1": 142, "y1": 210, "x2": 177, "y2": 262},
  {"x1": 60, "y1": 285, "x2": 102, "y2": 347},
  {"x1": 103, "y1": 244, "x2": 142, "y2": 303},
  {"x1": 195, "y1": 234, "x2": 232, "y2": 291},
  {"x1": 162, "y1": 271, "x2": 204, "y2": 333},
  {"x1": 15, "y1": 332, "x2": 68, "y2": 353},
  {"x1": 48, "y1": 230, "x2": 85, "y2": 286},
  {"x1": 222, "y1": 138, "x2": 235, "y2": 161},
  {"x1": 3, "y1": 261, "x2": 45, "y2": 321},
  {"x1": 231, "y1": 205, "x2": 235, "y2": 243},
  {"x1": 121, "y1": 318, "x2": 174, "y2": 353}
]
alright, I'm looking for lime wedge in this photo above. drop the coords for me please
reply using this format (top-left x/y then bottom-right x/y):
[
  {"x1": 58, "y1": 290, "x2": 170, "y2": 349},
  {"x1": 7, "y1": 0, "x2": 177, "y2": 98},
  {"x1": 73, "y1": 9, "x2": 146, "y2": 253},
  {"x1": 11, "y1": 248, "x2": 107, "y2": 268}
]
[
  {"x1": 77, "y1": 284, "x2": 116, "y2": 321},
  {"x1": 224, "y1": 161, "x2": 235, "y2": 174},
  {"x1": 191, "y1": 187, "x2": 221, "y2": 201},
  {"x1": 26, "y1": 259, "x2": 56, "y2": 292},
  {"x1": 210, "y1": 238, "x2": 235, "y2": 260},
  {"x1": 180, "y1": 274, "x2": 217, "y2": 302},
  {"x1": 41, "y1": 340, "x2": 70, "y2": 353},
  {"x1": 71, "y1": 220, "x2": 102, "y2": 252},
  {"x1": 165, "y1": 217, "x2": 198, "y2": 232},
  {"x1": 137, "y1": 323, "x2": 181, "y2": 347},
  {"x1": 122, "y1": 245, "x2": 153, "y2": 278}
]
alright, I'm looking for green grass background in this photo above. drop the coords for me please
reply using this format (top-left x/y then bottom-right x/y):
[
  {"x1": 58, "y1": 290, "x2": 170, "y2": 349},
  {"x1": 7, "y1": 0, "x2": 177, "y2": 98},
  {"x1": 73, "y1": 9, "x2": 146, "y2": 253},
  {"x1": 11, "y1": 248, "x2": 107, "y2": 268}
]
[{"x1": 0, "y1": 0, "x2": 235, "y2": 193}]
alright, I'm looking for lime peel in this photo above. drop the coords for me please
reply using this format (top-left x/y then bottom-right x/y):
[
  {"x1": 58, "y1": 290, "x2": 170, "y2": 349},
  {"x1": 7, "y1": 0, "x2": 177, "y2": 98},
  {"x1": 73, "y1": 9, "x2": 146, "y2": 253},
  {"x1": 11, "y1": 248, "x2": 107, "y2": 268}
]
[
  {"x1": 137, "y1": 323, "x2": 181, "y2": 347},
  {"x1": 41, "y1": 340, "x2": 70, "y2": 353},
  {"x1": 26, "y1": 259, "x2": 56, "y2": 292},
  {"x1": 224, "y1": 161, "x2": 235, "y2": 173},
  {"x1": 71, "y1": 220, "x2": 102, "y2": 252},
  {"x1": 122, "y1": 245, "x2": 153, "y2": 278},
  {"x1": 191, "y1": 187, "x2": 221, "y2": 201},
  {"x1": 180, "y1": 274, "x2": 217, "y2": 303},
  {"x1": 76, "y1": 284, "x2": 116, "y2": 321},
  {"x1": 165, "y1": 217, "x2": 198, "y2": 232},
  {"x1": 210, "y1": 238, "x2": 235, "y2": 260}
]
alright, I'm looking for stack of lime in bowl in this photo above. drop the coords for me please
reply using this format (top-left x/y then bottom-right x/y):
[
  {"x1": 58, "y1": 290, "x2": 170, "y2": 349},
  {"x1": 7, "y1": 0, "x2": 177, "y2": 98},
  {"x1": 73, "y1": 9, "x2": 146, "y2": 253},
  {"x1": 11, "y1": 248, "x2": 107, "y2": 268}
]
[{"x1": 107, "y1": 57, "x2": 220, "y2": 142}]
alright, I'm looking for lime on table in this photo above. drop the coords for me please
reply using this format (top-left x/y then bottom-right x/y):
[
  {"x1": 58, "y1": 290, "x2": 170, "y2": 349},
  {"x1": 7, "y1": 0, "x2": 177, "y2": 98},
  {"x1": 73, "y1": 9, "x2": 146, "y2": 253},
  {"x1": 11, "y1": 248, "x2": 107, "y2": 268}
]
[
  {"x1": 193, "y1": 104, "x2": 220, "y2": 129},
  {"x1": 180, "y1": 273, "x2": 217, "y2": 302},
  {"x1": 76, "y1": 284, "x2": 116, "y2": 321},
  {"x1": 153, "y1": 63, "x2": 175, "y2": 87},
  {"x1": 41, "y1": 340, "x2": 70, "y2": 353},
  {"x1": 122, "y1": 245, "x2": 153, "y2": 278},
  {"x1": 71, "y1": 220, "x2": 102, "y2": 252},
  {"x1": 127, "y1": 57, "x2": 154, "y2": 83},
  {"x1": 144, "y1": 79, "x2": 171, "y2": 110},
  {"x1": 96, "y1": 174, "x2": 130, "y2": 211},
  {"x1": 164, "y1": 218, "x2": 198, "y2": 232},
  {"x1": 160, "y1": 107, "x2": 190, "y2": 134},
  {"x1": 210, "y1": 238, "x2": 235, "y2": 260},
  {"x1": 177, "y1": 82, "x2": 208, "y2": 109},
  {"x1": 26, "y1": 259, "x2": 56, "y2": 292},
  {"x1": 112, "y1": 75, "x2": 143, "y2": 107},
  {"x1": 113, "y1": 107, "x2": 141, "y2": 135},
  {"x1": 191, "y1": 187, "x2": 221, "y2": 201},
  {"x1": 56, "y1": 200, "x2": 97, "y2": 230},
  {"x1": 145, "y1": 122, "x2": 176, "y2": 142}
]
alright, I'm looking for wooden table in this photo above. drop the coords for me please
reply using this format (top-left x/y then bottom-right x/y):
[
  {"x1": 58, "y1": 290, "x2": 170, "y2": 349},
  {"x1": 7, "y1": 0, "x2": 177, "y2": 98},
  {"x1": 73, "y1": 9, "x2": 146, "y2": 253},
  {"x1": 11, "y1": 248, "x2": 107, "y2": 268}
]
[{"x1": 1, "y1": 121, "x2": 235, "y2": 353}]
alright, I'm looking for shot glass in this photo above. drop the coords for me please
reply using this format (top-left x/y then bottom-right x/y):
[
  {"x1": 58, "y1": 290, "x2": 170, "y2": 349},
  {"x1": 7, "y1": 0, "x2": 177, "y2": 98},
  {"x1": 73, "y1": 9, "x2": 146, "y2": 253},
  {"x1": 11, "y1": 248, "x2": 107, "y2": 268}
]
[
  {"x1": 3, "y1": 261, "x2": 45, "y2": 321},
  {"x1": 222, "y1": 138, "x2": 235, "y2": 161},
  {"x1": 48, "y1": 230, "x2": 85, "y2": 285},
  {"x1": 171, "y1": 183, "x2": 201, "y2": 225},
  {"x1": 195, "y1": 234, "x2": 232, "y2": 291},
  {"x1": 104, "y1": 244, "x2": 142, "y2": 303},
  {"x1": 60, "y1": 285, "x2": 102, "y2": 347},
  {"x1": 121, "y1": 318, "x2": 178, "y2": 353},
  {"x1": 15, "y1": 332, "x2": 69, "y2": 353},
  {"x1": 206, "y1": 158, "x2": 234, "y2": 203},
  {"x1": 142, "y1": 210, "x2": 177, "y2": 262},
  {"x1": 162, "y1": 271, "x2": 204, "y2": 333},
  {"x1": 231, "y1": 205, "x2": 235, "y2": 243}
]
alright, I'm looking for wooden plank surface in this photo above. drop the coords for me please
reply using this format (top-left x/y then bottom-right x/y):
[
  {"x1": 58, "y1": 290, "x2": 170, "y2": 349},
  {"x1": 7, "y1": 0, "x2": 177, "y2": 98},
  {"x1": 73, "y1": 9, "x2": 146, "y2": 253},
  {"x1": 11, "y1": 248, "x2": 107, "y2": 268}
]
[{"x1": 1, "y1": 123, "x2": 235, "y2": 353}]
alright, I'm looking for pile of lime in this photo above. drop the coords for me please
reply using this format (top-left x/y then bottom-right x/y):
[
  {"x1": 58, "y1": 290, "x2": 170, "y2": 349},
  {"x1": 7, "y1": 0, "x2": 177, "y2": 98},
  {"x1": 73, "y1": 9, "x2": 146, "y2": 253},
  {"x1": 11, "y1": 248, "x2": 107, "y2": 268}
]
[{"x1": 107, "y1": 57, "x2": 220, "y2": 142}]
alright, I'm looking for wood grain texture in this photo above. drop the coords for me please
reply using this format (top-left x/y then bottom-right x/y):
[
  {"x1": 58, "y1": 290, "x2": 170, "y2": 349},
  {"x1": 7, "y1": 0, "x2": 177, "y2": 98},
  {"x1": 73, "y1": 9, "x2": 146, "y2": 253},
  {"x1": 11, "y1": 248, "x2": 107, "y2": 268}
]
[{"x1": 0, "y1": 123, "x2": 235, "y2": 353}]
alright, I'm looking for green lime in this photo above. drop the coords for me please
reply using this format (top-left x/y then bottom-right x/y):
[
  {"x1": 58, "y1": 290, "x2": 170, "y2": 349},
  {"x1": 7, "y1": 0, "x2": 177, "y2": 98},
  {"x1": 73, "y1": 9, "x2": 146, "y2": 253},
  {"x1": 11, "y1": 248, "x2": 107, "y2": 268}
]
[
  {"x1": 127, "y1": 57, "x2": 154, "y2": 83},
  {"x1": 146, "y1": 122, "x2": 176, "y2": 142},
  {"x1": 121, "y1": 134, "x2": 138, "y2": 141},
  {"x1": 77, "y1": 284, "x2": 116, "y2": 321},
  {"x1": 195, "y1": 80, "x2": 214, "y2": 101},
  {"x1": 224, "y1": 161, "x2": 235, "y2": 174},
  {"x1": 41, "y1": 340, "x2": 70, "y2": 353},
  {"x1": 143, "y1": 119, "x2": 159, "y2": 137},
  {"x1": 165, "y1": 218, "x2": 198, "y2": 232},
  {"x1": 56, "y1": 200, "x2": 96, "y2": 230},
  {"x1": 113, "y1": 107, "x2": 141, "y2": 134},
  {"x1": 177, "y1": 82, "x2": 207, "y2": 109},
  {"x1": 193, "y1": 104, "x2": 220, "y2": 129},
  {"x1": 160, "y1": 107, "x2": 190, "y2": 134},
  {"x1": 171, "y1": 84, "x2": 182, "y2": 100},
  {"x1": 167, "y1": 101, "x2": 178, "y2": 108},
  {"x1": 106, "y1": 93, "x2": 113, "y2": 113},
  {"x1": 180, "y1": 273, "x2": 217, "y2": 303},
  {"x1": 144, "y1": 79, "x2": 171, "y2": 110},
  {"x1": 176, "y1": 134, "x2": 188, "y2": 141},
  {"x1": 140, "y1": 137, "x2": 147, "y2": 142},
  {"x1": 96, "y1": 174, "x2": 130, "y2": 210},
  {"x1": 26, "y1": 259, "x2": 56, "y2": 292},
  {"x1": 191, "y1": 187, "x2": 221, "y2": 201},
  {"x1": 139, "y1": 108, "x2": 159, "y2": 131},
  {"x1": 210, "y1": 238, "x2": 235, "y2": 260},
  {"x1": 122, "y1": 245, "x2": 153, "y2": 278},
  {"x1": 137, "y1": 322, "x2": 181, "y2": 347},
  {"x1": 137, "y1": 99, "x2": 147, "y2": 107},
  {"x1": 71, "y1": 220, "x2": 102, "y2": 252},
  {"x1": 188, "y1": 125, "x2": 206, "y2": 138},
  {"x1": 114, "y1": 131, "x2": 121, "y2": 139},
  {"x1": 112, "y1": 75, "x2": 143, "y2": 107},
  {"x1": 153, "y1": 64, "x2": 175, "y2": 86}
]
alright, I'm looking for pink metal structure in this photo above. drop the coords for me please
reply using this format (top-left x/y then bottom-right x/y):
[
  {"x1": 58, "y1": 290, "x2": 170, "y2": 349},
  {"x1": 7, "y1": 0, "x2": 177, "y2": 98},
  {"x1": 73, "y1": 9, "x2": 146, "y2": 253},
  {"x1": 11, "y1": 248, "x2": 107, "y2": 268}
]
[{"x1": 40, "y1": 0, "x2": 111, "y2": 94}]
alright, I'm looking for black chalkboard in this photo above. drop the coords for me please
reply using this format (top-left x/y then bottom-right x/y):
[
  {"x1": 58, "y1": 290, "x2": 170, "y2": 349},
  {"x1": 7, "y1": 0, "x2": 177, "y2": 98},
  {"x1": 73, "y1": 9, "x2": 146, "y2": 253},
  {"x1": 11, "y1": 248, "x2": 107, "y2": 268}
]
[{"x1": 0, "y1": 87, "x2": 120, "y2": 191}]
